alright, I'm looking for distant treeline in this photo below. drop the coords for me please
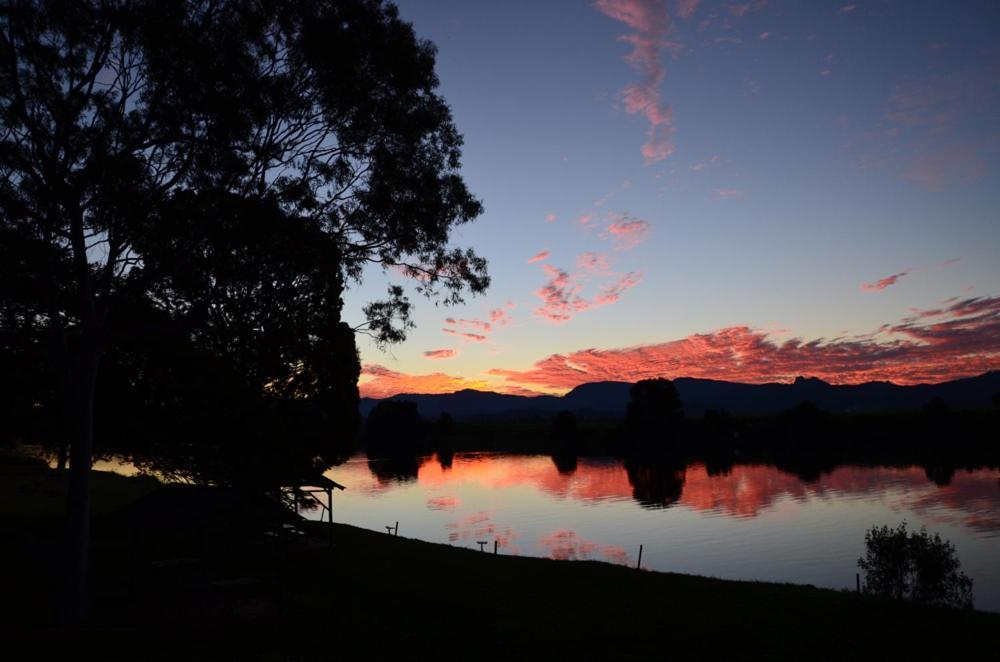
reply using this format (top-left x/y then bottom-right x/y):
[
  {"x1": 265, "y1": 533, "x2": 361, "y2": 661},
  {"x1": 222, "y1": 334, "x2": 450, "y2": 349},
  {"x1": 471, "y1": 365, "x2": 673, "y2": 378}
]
[{"x1": 362, "y1": 379, "x2": 1000, "y2": 485}]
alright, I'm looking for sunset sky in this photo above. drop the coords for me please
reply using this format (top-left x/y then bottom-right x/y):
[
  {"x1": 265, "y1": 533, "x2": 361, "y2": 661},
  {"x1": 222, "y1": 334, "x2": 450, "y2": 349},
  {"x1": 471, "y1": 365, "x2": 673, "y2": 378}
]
[{"x1": 345, "y1": 0, "x2": 1000, "y2": 398}]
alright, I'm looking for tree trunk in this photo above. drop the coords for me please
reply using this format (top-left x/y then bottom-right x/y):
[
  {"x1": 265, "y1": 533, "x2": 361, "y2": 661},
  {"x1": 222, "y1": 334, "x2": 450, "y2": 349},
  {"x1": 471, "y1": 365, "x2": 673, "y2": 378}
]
[{"x1": 60, "y1": 345, "x2": 102, "y2": 628}]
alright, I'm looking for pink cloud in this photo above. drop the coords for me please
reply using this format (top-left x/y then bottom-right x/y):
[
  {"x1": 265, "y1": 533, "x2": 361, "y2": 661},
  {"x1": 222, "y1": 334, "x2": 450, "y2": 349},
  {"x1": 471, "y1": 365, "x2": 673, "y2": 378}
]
[
  {"x1": 728, "y1": 3, "x2": 751, "y2": 16},
  {"x1": 861, "y1": 271, "x2": 910, "y2": 292},
  {"x1": 839, "y1": 4, "x2": 857, "y2": 13},
  {"x1": 715, "y1": 188, "x2": 744, "y2": 198},
  {"x1": 594, "y1": 179, "x2": 633, "y2": 208},
  {"x1": 489, "y1": 306, "x2": 514, "y2": 327},
  {"x1": 603, "y1": 213, "x2": 651, "y2": 250},
  {"x1": 442, "y1": 328, "x2": 488, "y2": 342},
  {"x1": 424, "y1": 349, "x2": 457, "y2": 360},
  {"x1": 689, "y1": 155, "x2": 719, "y2": 171},
  {"x1": 534, "y1": 265, "x2": 588, "y2": 323},
  {"x1": 594, "y1": 271, "x2": 643, "y2": 306},
  {"x1": 578, "y1": 213, "x2": 595, "y2": 226},
  {"x1": 447, "y1": 318, "x2": 491, "y2": 331},
  {"x1": 528, "y1": 250, "x2": 551, "y2": 264},
  {"x1": 545, "y1": 212, "x2": 557, "y2": 223},
  {"x1": 901, "y1": 145, "x2": 984, "y2": 191},
  {"x1": 595, "y1": 0, "x2": 677, "y2": 163},
  {"x1": 577, "y1": 252, "x2": 612, "y2": 273},
  {"x1": 489, "y1": 295, "x2": 1000, "y2": 391},
  {"x1": 674, "y1": 0, "x2": 702, "y2": 19},
  {"x1": 533, "y1": 261, "x2": 642, "y2": 323}
]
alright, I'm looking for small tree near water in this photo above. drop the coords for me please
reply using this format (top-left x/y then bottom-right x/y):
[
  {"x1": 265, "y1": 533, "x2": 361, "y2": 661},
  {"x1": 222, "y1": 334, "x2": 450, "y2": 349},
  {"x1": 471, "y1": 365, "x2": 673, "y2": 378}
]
[{"x1": 858, "y1": 522, "x2": 973, "y2": 609}]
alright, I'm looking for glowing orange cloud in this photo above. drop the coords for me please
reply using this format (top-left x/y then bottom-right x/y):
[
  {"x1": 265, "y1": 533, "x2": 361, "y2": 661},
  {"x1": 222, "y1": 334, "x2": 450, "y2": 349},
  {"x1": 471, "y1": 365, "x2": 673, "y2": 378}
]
[
  {"x1": 359, "y1": 364, "x2": 496, "y2": 398},
  {"x1": 492, "y1": 296, "x2": 1000, "y2": 390}
]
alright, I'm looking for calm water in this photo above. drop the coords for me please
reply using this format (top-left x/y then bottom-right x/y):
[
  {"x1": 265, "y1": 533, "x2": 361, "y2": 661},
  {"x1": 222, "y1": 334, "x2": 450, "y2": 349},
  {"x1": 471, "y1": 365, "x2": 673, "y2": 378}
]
[{"x1": 317, "y1": 453, "x2": 1000, "y2": 611}]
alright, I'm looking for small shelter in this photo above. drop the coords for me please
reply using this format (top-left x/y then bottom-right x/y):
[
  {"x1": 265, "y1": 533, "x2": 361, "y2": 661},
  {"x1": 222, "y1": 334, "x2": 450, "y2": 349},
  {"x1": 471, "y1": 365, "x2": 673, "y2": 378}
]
[{"x1": 279, "y1": 474, "x2": 346, "y2": 547}]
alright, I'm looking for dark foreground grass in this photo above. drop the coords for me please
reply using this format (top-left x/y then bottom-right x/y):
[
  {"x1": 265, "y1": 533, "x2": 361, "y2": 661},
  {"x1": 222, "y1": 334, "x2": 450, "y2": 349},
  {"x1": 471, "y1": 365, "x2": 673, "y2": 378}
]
[{"x1": 2, "y1": 466, "x2": 998, "y2": 660}]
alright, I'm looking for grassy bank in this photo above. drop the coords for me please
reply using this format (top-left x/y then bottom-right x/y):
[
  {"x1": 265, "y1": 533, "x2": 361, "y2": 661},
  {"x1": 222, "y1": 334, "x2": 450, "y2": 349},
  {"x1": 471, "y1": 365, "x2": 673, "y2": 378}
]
[{"x1": 2, "y1": 463, "x2": 998, "y2": 660}]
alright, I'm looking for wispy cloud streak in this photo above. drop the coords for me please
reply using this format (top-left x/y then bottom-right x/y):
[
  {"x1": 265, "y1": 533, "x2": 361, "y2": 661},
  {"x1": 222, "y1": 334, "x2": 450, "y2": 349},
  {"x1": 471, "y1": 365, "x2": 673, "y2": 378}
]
[
  {"x1": 424, "y1": 349, "x2": 457, "y2": 360},
  {"x1": 861, "y1": 271, "x2": 910, "y2": 292},
  {"x1": 596, "y1": 0, "x2": 677, "y2": 163}
]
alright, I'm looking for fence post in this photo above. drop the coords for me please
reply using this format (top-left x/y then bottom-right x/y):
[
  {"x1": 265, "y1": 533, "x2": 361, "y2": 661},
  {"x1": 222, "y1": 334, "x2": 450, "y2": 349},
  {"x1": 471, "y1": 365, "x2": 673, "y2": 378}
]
[{"x1": 636, "y1": 544, "x2": 643, "y2": 570}]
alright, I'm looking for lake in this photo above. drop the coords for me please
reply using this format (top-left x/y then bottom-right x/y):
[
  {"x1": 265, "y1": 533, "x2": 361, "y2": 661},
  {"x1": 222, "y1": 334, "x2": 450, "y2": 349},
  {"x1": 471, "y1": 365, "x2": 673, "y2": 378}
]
[{"x1": 318, "y1": 453, "x2": 1000, "y2": 611}]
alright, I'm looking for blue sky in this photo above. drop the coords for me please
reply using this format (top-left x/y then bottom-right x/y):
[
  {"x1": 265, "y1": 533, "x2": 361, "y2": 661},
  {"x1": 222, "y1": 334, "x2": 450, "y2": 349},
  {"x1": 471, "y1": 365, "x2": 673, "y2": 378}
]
[{"x1": 345, "y1": 0, "x2": 1000, "y2": 396}]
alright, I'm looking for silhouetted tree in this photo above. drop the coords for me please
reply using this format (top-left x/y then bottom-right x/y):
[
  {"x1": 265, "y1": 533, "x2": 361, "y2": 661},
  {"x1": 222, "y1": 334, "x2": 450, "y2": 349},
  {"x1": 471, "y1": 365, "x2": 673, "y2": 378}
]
[
  {"x1": 365, "y1": 400, "x2": 428, "y2": 455},
  {"x1": 858, "y1": 522, "x2": 973, "y2": 609},
  {"x1": 548, "y1": 410, "x2": 579, "y2": 474},
  {"x1": 625, "y1": 378, "x2": 684, "y2": 451},
  {"x1": 434, "y1": 412, "x2": 455, "y2": 469},
  {"x1": 551, "y1": 410, "x2": 578, "y2": 443},
  {"x1": 2, "y1": 0, "x2": 486, "y2": 625},
  {"x1": 624, "y1": 459, "x2": 687, "y2": 509}
]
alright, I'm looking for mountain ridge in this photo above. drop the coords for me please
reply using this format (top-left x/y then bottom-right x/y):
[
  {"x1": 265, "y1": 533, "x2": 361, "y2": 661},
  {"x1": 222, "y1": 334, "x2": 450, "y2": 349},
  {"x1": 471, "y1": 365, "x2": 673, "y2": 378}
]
[{"x1": 359, "y1": 371, "x2": 1000, "y2": 420}]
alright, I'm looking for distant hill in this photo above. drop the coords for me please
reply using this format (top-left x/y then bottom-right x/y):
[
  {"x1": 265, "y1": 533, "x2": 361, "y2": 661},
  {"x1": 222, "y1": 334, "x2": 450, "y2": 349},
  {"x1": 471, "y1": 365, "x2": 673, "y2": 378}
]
[{"x1": 358, "y1": 371, "x2": 1000, "y2": 420}]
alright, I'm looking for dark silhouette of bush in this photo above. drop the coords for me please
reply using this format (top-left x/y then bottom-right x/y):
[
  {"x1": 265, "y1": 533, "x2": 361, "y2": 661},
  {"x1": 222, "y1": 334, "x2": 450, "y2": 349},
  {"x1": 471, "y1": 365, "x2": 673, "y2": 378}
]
[
  {"x1": 858, "y1": 522, "x2": 973, "y2": 609},
  {"x1": 626, "y1": 378, "x2": 684, "y2": 451}
]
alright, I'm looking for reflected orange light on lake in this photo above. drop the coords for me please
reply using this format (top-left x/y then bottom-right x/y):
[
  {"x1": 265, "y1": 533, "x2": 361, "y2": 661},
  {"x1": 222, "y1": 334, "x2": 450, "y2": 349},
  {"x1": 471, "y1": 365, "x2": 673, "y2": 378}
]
[{"x1": 354, "y1": 454, "x2": 1000, "y2": 530}]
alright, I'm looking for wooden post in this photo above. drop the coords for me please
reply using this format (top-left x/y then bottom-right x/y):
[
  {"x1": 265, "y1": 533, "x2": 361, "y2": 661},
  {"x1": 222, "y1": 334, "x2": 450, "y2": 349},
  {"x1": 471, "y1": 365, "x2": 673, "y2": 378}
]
[
  {"x1": 636, "y1": 544, "x2": 643, "y2": 570},
  {"x1": 494, "y1": 540, "x2": 498, "y2": 555},
  {"x1": 395, "y1": 521, "x2": 399, "y2": 536}
]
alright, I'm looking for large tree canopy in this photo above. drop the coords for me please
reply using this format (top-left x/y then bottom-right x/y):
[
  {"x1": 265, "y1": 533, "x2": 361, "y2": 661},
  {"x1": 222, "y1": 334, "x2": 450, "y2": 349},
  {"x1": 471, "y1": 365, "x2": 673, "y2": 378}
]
[{"x1": 1, "y1": 0, "x2": 487, "y2": 625}]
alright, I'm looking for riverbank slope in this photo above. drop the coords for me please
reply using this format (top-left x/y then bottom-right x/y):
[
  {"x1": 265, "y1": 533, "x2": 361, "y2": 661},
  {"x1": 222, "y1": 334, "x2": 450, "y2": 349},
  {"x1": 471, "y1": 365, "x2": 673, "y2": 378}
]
[{"x1": 2, "y1": 463, "x2": 997, "y2": 660}]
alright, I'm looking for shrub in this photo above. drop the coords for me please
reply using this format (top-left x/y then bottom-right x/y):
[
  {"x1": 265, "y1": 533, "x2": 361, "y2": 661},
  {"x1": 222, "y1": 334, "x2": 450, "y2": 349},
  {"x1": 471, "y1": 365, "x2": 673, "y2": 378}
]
[{"x1": 858, "y1": 522, "x2": 973, "y2": 609}]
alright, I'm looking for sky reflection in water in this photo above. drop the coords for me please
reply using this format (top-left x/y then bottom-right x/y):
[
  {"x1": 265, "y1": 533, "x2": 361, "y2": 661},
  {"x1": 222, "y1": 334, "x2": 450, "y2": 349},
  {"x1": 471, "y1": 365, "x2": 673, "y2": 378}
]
[{"x1": 322, "y1": 453, "x2": 1000, "y2": 611}]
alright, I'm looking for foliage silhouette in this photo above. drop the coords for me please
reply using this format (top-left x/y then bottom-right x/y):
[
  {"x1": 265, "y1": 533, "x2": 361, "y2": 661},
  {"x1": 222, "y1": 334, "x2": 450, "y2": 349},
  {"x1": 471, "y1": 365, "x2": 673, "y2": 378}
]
[
  {"x1": 549, "y1": 410, "x2": 579, "y2": 474},
  {"x1": 1, "y1": 0, "x2": 485, "y2": 625},
  {"x1": 625, "y1": 378, "x2": 684, "y2": 452},
  {"x1": 365, "y1": 400, "x2": 429, "y2": 455},
  {"x1": 434, "y1": 412, "x2": 455, "y2": 469},
  {"x1": 858, "y1": 522, "x2": 973, "y2": 609},
  {"x1": 624, "y1": 459, "x2": 687, "y2": 509}
]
